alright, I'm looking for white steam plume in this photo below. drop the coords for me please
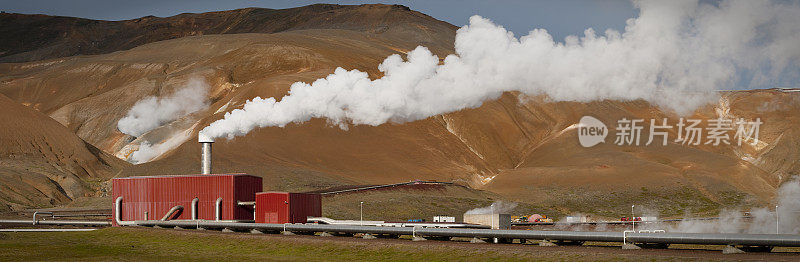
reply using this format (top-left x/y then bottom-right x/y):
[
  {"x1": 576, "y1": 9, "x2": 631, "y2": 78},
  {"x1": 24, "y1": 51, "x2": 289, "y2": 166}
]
[
  {"x1": 128, "y1": 128, "x2": 194, "y2": 164},
  {"x1": 202, "y1": 0, "x2": 800, "y2": 140},
  {"x1": 118, "y1": 78, "x2": 210, "y2": 137},
  {"x1": 671, "y1": 178, "x2": 800, "y2": 233},
  {"x1": 465, "y1": 201, "x2": 518, "y2": 215}
]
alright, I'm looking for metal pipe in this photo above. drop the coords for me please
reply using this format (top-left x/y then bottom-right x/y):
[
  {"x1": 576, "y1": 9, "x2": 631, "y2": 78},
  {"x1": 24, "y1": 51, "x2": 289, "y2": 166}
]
[
  {"x1": 16, "y1": 217, "x2": 800, "y2": 248},
  {"x1": 1, "y1": 220, "x2": 110, "y2": 227},
  {"x1": 215, "y1": 197, "x2": 223, "y2": 221},
  {"x1": 32, "y1": 211, "x2": 54, "y2": 225},
  {"x1": 0, "y1": 228, "x2": 99, "y2": 232},
  {"x1": 237, "y1": 201, "x2": 256, "y2": 221},
  {"x1": 319, "y1": 181, "x2": 453, "y2": 195},
  {"x1": 131, "y1": 220, "x2": 800, "y2": 247},
  {"x1": 160, "y1": 205, "x2": 184, "y2": 221},
  {"x1": 201, "y1": 143, "x2": 212, "y2": 174},
  {"x1": 191, "y1": 198, "x2": 199, "y2": 220},
  {"x1": 776, "y1": 205, "x2": 779, "y2": 234},
  {"x1": 52, "y1": 214, "x2": 111, "y2": 218},
  {"x1": 199, "y1": 132, "x2": 214, "y2": 174},
  {"x1": 114, "y1": 197, "x2": 135, "y2": 226}
]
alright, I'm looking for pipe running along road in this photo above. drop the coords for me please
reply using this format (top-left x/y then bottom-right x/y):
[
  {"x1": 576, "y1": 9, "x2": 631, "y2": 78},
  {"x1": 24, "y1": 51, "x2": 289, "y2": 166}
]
[
  {"x1": 32, "y1": 211, "x2": 54, "y2": 225},
  {"x1": 130, "y1": 220, "x2": 800, "y2": 247},
  {"x1": 0, "y1": 220, "x2": 110, "y2": 226}
]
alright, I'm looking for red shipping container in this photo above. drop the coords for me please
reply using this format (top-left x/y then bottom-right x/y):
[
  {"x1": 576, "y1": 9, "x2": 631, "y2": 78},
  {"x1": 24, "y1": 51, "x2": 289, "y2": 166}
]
[
  {"x1": 112, "y1": 174, "x2": 262, "y2": 226},
  {"x1": 255, "y1": 192, "x2": 321, "y2": 224}
]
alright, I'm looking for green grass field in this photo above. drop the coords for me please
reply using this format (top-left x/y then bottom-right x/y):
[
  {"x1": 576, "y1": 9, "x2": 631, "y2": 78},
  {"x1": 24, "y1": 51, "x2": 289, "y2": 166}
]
[
  {"x1": 0, "y1": 228, "x2": 547, "y2": 261},
  {"x1": 3, "y1": 227, "x2": 796, "y2": 261},
  {"x1": 0, "y1": 227, "x2": 648, "y2": 262}
]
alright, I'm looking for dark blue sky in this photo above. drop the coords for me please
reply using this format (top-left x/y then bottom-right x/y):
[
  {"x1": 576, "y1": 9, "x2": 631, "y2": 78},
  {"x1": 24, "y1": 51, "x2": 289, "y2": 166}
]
[{"x1": 0, "y1": 0, "x2": 638, "y2": 42}]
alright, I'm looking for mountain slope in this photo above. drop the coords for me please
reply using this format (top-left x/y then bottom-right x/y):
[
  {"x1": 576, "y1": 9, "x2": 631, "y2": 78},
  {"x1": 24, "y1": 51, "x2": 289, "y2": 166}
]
[
  {"x1": 0, "y1": 4, "x2": 456, "y2": 62},
  {"x1": 0, "y1": 94, "x2": 128, "y2": 211},
  {"x1": 1, "y1": 5, "x2": 799, "y2": 217}
]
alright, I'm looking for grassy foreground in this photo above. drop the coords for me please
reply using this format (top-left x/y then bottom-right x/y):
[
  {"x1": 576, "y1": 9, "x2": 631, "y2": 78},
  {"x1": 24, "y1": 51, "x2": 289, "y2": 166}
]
[{"x1": 0, "y1": 227, "x2": 639, "y2": 261}]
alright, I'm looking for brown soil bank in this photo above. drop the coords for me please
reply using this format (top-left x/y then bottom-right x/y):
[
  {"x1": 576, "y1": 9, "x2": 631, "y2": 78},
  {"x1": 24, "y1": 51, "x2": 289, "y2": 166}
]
[{"x1": 0, "y1": 94, "x2": 127, "y2": 211}]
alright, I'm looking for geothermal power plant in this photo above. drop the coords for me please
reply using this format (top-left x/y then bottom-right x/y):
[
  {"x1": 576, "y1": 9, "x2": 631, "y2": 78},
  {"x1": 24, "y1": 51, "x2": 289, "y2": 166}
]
[
  {"x1": 48, "y1": 136, "x2": 791, "y2": 253},
  {"x1": 2, "y1": 1, "x2": 800, "y2": 260},
  {"x1": 3, "y1": 130, "x2": 800, "y2": 256}
]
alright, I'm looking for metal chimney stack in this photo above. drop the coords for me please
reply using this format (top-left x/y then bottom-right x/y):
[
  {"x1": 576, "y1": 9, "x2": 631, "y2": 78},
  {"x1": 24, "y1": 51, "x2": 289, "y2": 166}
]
[{"x1": 198, "y1": 131, "x2": 214, "y2": 174}]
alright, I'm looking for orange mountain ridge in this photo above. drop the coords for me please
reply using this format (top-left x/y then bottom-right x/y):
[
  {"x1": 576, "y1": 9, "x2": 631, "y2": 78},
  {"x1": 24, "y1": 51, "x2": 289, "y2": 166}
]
[{"x1": 1, "y1": 4, "x2": 798, "y2": 218}]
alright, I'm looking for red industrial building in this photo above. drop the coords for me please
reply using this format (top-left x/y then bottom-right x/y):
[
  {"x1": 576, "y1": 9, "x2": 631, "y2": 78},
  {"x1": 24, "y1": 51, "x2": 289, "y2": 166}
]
[
  {"x1": 255, "y1": 192, "x2": 322, "y2": 223},
  {"x1": 112, "y1": 174, "x2": 262, "y2": 225}
]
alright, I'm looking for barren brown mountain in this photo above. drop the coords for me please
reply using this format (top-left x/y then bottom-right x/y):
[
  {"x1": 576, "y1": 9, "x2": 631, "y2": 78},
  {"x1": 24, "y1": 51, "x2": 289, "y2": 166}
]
[
  {"x1": 1, "y1": 4, "x2": 798, "y2": 219},
  {"x1": 0, "y1": 4, "x2": 455, "y2": 62},
  {"x1": 0, "y1": 94, "x2": 127, "y2": 211}
]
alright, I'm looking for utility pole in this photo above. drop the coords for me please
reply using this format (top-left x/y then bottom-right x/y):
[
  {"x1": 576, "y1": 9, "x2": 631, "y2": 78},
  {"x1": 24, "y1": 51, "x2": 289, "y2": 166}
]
[
  {"x1": 631, "y1": 205, "x2": 635, "y2": 232},
  {"x1": 360, "y1": 201, "x2": 364, "y2": 226},
  {"x1": 490, "y1": 203, "x2": 495, "y2": 229}
]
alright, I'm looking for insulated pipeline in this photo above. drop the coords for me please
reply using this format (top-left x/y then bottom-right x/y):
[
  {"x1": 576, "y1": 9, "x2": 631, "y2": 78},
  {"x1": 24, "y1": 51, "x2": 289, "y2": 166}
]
[{"x1": 131, "y1": 220, "x2": 800, "y2": 247}]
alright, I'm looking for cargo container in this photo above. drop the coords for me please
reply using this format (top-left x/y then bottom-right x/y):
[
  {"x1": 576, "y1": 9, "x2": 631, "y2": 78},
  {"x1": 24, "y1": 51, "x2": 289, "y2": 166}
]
[
  {"x1": 463, "y1": 214, "x2": 511, "y2": 229},
  {"x1": 255, "y1": 192, "x2": 321, "y2": 224},
  {"x1": 565, "y1": 216, "x2": 590, "y2": 223},
  {"x1": 433, "y1": 216, "x2": 455, "y2": 222},
  {"x1": 640, "y1": 216, "x2": 658, "y2": 222},
  {"x1": 112, "y1": 174, "x2": 262, "y2": 226}
]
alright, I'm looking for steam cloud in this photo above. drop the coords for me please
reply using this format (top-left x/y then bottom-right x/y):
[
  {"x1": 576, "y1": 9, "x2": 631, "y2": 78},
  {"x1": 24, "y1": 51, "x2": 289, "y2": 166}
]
[
  {"x1": 465, "y1": 201, "x2": 518, "y2": 215},
  {"x1": 671, "y1": 178, "x2": 800, "y2": 234},
  {"x1": 202, "y1": 0, "x2": 800, "y2": 140},
  {"x1": 128, "y1": 130, "x2": 193, "y2": 164},
  {"x1": 118, "y1": 78, "x2": 210, "y2": 137}
]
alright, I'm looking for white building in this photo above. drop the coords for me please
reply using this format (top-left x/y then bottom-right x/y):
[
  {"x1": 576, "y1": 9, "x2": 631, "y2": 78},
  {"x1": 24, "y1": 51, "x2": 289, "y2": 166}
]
[{"x1": 433, "y1": 216, "x2": 455, "y2": 223}]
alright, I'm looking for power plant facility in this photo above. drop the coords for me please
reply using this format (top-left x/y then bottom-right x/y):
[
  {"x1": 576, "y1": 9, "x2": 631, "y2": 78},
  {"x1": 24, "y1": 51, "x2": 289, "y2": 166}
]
[
  {"x1": 58, "y1": 135, "x2": 795, "y2": 255},
  {"x1": 112, "y1": 173, "x2": 262, "y2": 225},
  {"x1": 4, "y1": 1, "x2": 800, "y2": 260},
  {"x1": 3, "y1": 94, "x2": 793, "y2": 259},
  {"x1": 2, "y1": 112, "x2": 800, "y2": 257},
  {"x1": 255, "y1": 192, "x2": 321, "y2": 224}
]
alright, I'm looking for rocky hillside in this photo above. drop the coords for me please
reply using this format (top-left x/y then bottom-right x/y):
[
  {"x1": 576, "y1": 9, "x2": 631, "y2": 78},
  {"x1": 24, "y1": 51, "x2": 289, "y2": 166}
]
[
  {"x1": 0, "y1": 94, "x2": 127, "y2": 211},
  {"x1": 0, "y1": 4, "x2": 455, "y2": 62},
  {"x1": 1, "y1": 4, "x2": 798, "y2": 217}
]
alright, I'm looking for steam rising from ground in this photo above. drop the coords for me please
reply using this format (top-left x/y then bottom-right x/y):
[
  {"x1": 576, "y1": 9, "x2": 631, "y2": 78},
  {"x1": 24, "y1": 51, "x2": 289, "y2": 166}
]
[
  {"x1": 202, "y1": 0, "x2": 800, "y2": 140},
  {"x1": 670, "y1": 179, "x2": 800, "y2": 233},
  {"x1": 127, "y1": 128, "x2": 195, "y2": 164},
  {"x1": 465, "y1": 201, "x2": 518, "y2": 215},
  {"x1": 117, "y1": 78, "x2": 209, "y2": 164},
  {"x1": 118, "y1": 78, "x2": 210, "y2": 137}
]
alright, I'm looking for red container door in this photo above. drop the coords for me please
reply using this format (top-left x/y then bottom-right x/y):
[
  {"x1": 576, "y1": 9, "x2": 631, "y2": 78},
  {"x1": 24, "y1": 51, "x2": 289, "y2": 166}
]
[
  {"x1": 310, "y1": 194, "x2": 322, "y2": 218},
  {"x1": 289, "y1": 194, "x2": 301, "y2": 223},
  {"x1": 256, "y1": 192, "x2": 290, "y2": 223},
  {"x1": 276, "y1": 193, "x2": 289, "y2": 223},
  {"x1": 286, "y1": 193, "x2": 321, "y2": 223}
]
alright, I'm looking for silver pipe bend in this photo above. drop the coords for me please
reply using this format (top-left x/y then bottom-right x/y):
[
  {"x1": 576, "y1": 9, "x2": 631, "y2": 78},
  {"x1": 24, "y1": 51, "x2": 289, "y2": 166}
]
[
  {"x1": 114, "y1": 197, "x2": 135, "y2": 226},
  {"x1": 32, "y1": 211, "x2": 54, "y2": 225},
  {"x1": 161, "y1": 205, "x2": 184, "y2": 221},
  {"x1": 191, "y1": 197, "x2": 199, "y2": 220},
  {"x1": 215, "y1": 197, "x2": 223, "y2": 221}
]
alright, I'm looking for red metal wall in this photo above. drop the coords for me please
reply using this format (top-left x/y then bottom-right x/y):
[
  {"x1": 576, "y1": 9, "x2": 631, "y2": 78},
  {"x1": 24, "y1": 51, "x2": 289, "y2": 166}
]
[
  {"x1": 112, "y1": 174, "x2": 262, "y2": 226},
  {"x1": 255, "y1": 192, "x2": 321, "y2": 224}
]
